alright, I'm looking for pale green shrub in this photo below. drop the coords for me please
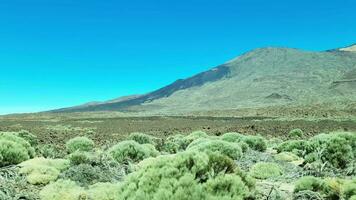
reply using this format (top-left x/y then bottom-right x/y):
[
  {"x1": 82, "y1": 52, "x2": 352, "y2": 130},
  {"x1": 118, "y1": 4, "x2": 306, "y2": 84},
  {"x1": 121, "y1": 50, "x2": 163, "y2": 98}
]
[
  {"x1": 39, "y1": 179, "x2": 84, "y2": 200},
  {"x1": 128, "y1": 132, "x2": 157, "y2": 146},
  {"x1": 289, "y1": 129, "x2": 304, "y2": 138},
  {"x1": 18, "y1": 157, "x2": 69, "y2": 185},
  {"x1": 38, "y1": 144, "x2": 64, "y2": 159},
  {"x1": 221, "y1": 132, "x2": 245, "y2": 143},
  {"x1": 221, "y1": 132, "x2": 267, "y2": 152},
  {"x1": 274, "y1": 152, "x2": 301, "y2": 162},
  {"x1": 65, "y1": 136, "x2": 95, "y2": 153},
  {"x1": 187, "y1": 138, "x2": 243, "y2": 160},
  {"x1": 294, "y1": 176, "x2": 326, "y2": 194},
  {"x1": 16, "y1": 130, "x2": 38, "y2": 146},
  {"x1": 249, "y1": 162, "x2": 283, "y2": 179},
  {"x1": 68, "y1": 151, "x2": 93, "y2": 165},
  {"x1": 108, "y1": 140, "x2": 159, "y2": 164},
  {"x1": 87, "y1": 182, "x2": 120, "y2": 200},
  {"x1": 0, "y1": 132, "x2": 35, "y2": 166},
  {"x1": 116, "y1": 151, "x2": 255, "y2": 200},
  {"x1": 342, "y1": 179, "x2": 356, "y2": 200},
  {"x1": 40, "y1": 180, "x2": 119, "y2": 200},
  {"x1": 162, "y1": 134, "x2": 188, "y2": 153}
]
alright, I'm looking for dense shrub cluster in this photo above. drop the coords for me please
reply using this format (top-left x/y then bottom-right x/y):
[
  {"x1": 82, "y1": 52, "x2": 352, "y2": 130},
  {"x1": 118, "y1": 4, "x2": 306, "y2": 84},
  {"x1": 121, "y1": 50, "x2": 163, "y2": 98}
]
[
  {"x1": 222, "y1": 132, "x2": 267, "y2": 152},
  {"x1": 187, "y1": 138, "x2": 243, "y2": 160},
  {"x1": 0, "y1": 132, "x2": 35, "y2": 167},
  {"x1": 277, "y1": 132, "x2": 356, "y2": 169},
  {"x1": 294, "y1": 176, "x2": 356, "y2": 200},
  {"x1": 65, "y1": 136, "x2": 95, "y2": 153},
  {"x1": 18, "y1": 157, "x2": 70, "y2": 185},
  {"x1": 108, "y1": 140, "x2": 159, "y2": 164},
  {"x1": 62, "y1": 151, "x2": 124, "y2": 186},
  {"x1": 249, "y1": 162, "x2": 283, "y2": 179},
  {"x1": 162, "y1": 131, "x2": 208, "y2": 154},
  {"x1": 37, "y1": 144, "x2": 64, "y2": 159},
  {"x1": 116, "y1": 151, "x2": 255, "y2": 200},
  {"x1": 128, "y1": 132, "x2": 162, "y2": 149}
]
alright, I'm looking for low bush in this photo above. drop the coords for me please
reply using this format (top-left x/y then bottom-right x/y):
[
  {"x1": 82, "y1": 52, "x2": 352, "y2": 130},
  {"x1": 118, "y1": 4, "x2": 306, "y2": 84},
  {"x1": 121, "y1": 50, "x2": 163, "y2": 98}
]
[
  {"x1": 221, "y1": 132, "x2": 245, "y2": 143},
  {"x1": 274, "y1": 152, "x2": 301, "y2": 162},
  {"x1": 162, "y1": 134, "x2": 188, "y2": 153},
  {"x1": 221, "y1": 132, "x2": 267, "y2": 152},
  {"x1": 61, "y1": 152, "x2": 124, "y2": 186},
  {"x1": 276, "y1": 140, "x2": 310, "y2": 157},
  {"x1": 65, "y1": 136, "x2": 95, "y2": 153},
  {"x1": 0, "y1": 132, "x2": 35, "y2": 167},
  {"x1": 187, "y1": 138, "x2": 243, "y2": 160},
  {"x1": 323, "y1": 136, "x2": 354, "y2": 169},
  {"x1": 108, "y1": 140, "x2": 159, "y2": 164},
  {"x1": 39, "y1": 179, "x2": 120, "y2": 200},
  {"x1": 242, "y1": 135, "x2": 267, "y2": 152},
  {"x1": 38, "y1": 144, "x2": 64, "y2": 159},
  {"x1": 68, "y1": 151, "x2": 93, "y2": 165},
  {"x1": 116, "y1": 151, "x2": 255, "y2": 200},
  {"x1": 16, "y1": 130, "x2": 38, "y2": 146},
  {"x1": 342, "y1": 179, "x2": 356, "y2": 200},
  {"x1": 294, "y1": 176, "x2": 327, "y2": 194},
  {"x1": 289, "y1": 129, "x2": 304, "y2": 138},
  {"x1": 39, "y1": 179, "x2": 84, "y2": 200},
  {"x1": 249, "y1": 162, "x2": 283, "y2": 179},
  {"x1": 128, "y1": 132, "x2": 160, "y2": 147},
  {"x1": 18, "y1": 157, "x2": 70, "y2": 185}
]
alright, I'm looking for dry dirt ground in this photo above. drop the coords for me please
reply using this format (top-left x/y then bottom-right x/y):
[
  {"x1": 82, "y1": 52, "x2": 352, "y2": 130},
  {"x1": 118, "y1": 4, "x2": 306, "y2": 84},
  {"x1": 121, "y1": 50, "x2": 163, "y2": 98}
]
[{"x1": 1, "y1": 115, "x2": 355, "y2": 148}]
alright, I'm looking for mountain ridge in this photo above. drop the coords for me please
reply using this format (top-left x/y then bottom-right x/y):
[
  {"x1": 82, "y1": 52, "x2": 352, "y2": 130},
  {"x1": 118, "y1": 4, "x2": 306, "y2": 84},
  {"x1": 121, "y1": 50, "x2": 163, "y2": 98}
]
[{"x1": 50, "y1": 45, "x2": 356, "y2": 114}]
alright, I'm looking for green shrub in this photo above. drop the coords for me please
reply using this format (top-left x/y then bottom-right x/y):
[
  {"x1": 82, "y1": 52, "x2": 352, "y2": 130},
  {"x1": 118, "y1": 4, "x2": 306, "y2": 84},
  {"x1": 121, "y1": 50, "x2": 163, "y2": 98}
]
[
  {"x1": 65, "y1": 136, "x2": 95, "y2": 153},
  {"x1": 39, "y1": 180, "x2": 120, "y2": 200},
  {"x1": 221, "y1": 132, "x2": 266, "y2": 152},
  {"x1": 276, "y1": 140, "x2": 310, "y2": 157},
  {"x1": 323, "y1": 136, "x2": 354, "y2": 169},
  {"x1": 0, "y1": 190, "x2": 11, "y2": 200},
  {"x1": 342, "y1": 179, "x2": 356, "y2": 200},
  {"x1": 274, "y1": 152, "x2": 301, "y2": 162},
  {"x1": 187, "y1": 138, "x2": 243, "y2": 160},
  {"x1": 38, "y1": 144, "x2": 64, "y2": 159},
  {"x1": 16, "y1": 130, "x2": 38, "y2": 146},
  {"x1": 69, "y1": 151, "x2": 93, "y2": 165},
  {"x1": 294, "y1": 176, "x2": 326, "y2": 194},
  {"x1": 61, "y1": 152, "x2": 124, "y2": 186},
  {"x1": 87, "y1": 182, "x2": 120, "y2": 200},
  {"x1": 162, "y1": 134, "x2": 189, "y2": 153},
  {"x1": 0, "y1": 132, "x2": 35, "y2": 167},
  {"x1": 293, "y1": 190, "x2": 323, "y2": 200},
  {"x1": 128, "y1": 132, "x2": 157, "y2": 145},
  {"x1": 39, "y1": 179, "x2": 84, "y2": 200},
  {"x1": 108, "y1": 140, "x2": 159, "y2": 164},
  {"x1": 242, "y1": 135, "x2": 267, "y2": 152},
  {"x1": 117, "y1": 151, "x2": 255, "y2": 200},
  {"x1": 18, "y1": 157, "x2": 70, "y2": 185},
  {"x1": 289, "y1": 129, "x2": 304, "y2": 138},
  {"x1": 185, "y1": 130, "x2": 208, "y2": 142},
  {"x1": 249, "y1": 162, "x2": 282, "y2": 179},
  {"x1": 0, "y1": 140, "x2": 31, "y2": 167},
  {"x1": 221, "y1": 132, "x2": 245, "y2": 143}
]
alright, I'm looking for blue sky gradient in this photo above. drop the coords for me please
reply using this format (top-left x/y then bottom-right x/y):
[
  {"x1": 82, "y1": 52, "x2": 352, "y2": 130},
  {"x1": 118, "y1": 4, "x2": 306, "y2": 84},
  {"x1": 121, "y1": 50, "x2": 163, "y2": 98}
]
[{"x1": 0, "y1": 0, "x2": 355, "y2": 114}]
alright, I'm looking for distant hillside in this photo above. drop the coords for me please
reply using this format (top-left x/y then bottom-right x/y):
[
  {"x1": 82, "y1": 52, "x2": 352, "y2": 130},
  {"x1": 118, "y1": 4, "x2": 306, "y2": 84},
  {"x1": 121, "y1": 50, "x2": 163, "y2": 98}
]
[{"x1": 50, "y1": 44, "x2": 356, "y2": 114}]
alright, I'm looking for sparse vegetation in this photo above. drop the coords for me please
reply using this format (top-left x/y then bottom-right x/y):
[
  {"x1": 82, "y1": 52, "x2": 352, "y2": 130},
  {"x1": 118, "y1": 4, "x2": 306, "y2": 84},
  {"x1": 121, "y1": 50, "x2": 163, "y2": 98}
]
[{"x1": 0, "y1": 117, "x2": 355, "y2": 200}]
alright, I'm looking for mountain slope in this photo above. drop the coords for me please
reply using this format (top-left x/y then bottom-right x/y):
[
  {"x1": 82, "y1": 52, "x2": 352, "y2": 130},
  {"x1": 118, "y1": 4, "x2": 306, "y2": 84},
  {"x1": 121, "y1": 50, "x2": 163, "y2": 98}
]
[{"x1": 51, "y1": 45, "x2": 356, "y2": 113}]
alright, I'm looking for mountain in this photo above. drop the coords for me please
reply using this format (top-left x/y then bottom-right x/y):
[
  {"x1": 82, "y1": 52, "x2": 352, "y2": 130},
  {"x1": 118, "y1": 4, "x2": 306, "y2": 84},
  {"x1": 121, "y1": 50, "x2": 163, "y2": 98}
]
[{"x1": 51, "y1": 45, "x2": 356, "y2": 114}]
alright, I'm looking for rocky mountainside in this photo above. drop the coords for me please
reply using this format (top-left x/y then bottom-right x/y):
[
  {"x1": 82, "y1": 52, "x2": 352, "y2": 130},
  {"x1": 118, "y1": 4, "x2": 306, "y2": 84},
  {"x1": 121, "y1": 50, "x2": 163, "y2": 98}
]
[{"x1": 51, "y1": 45, "x2": 356, "y2": 114}]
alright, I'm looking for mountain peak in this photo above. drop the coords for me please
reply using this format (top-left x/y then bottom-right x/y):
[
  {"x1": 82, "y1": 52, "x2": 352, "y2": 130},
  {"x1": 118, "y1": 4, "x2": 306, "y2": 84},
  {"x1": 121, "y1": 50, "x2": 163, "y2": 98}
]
[{"x1": 338, "y1": 44, "x2": 356, "y2": 52}]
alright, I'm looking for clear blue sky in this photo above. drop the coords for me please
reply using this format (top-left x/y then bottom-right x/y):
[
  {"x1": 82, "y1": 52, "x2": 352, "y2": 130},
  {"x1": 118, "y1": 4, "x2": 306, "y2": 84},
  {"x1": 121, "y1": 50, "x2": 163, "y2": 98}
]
[{"x1": 0, "y1": 0, "x2": 355, "y2": 114}]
